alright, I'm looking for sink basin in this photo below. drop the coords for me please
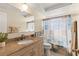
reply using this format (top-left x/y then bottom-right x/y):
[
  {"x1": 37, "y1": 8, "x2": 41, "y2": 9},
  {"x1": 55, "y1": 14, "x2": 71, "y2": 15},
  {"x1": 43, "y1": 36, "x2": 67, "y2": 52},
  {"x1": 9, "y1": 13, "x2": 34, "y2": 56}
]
[{"x1": 17, "y1": 39, "x2": 33, "y2": 45}]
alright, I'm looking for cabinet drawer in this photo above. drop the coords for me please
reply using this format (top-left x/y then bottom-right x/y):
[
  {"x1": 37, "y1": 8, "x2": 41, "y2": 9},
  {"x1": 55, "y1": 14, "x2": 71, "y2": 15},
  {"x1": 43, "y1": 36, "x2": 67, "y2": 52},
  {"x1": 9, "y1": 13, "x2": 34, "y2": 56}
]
[
  {"x1": 9, "y1": 46, "x2": 33, "y2": 56},
  {"x1": 22, "y1": 49, "x2": 33, "y2": 56}
]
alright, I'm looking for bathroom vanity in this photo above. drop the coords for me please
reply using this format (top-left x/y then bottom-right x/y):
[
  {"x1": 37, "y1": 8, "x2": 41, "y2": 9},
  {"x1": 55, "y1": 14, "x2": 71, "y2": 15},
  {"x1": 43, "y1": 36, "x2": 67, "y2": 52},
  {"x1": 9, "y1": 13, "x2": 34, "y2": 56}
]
[{"x1": 0, "y1": 36, "x2": 44, "y2": 56}]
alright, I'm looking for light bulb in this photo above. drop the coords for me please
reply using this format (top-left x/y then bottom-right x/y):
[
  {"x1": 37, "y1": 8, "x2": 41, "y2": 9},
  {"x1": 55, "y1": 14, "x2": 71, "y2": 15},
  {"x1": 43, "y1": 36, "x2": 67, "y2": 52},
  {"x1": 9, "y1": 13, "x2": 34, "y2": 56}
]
[{"x1": 21, "y1": 4, "x2": 28, "y2": 12}]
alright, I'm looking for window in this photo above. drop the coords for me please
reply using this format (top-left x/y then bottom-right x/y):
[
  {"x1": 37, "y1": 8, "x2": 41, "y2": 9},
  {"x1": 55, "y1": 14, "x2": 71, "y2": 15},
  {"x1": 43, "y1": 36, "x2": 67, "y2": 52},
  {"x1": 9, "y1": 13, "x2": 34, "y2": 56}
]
[{"x1": 27, "y1": 21, "x2": 34, "y2": 32}]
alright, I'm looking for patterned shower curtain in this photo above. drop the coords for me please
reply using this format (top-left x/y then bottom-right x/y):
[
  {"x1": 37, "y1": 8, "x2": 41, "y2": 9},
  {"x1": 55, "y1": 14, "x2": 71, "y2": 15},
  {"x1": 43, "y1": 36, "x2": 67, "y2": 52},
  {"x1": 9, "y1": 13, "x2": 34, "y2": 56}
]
[{"x1": 43, "y1": 15, "x2": 72, "y2": 48}]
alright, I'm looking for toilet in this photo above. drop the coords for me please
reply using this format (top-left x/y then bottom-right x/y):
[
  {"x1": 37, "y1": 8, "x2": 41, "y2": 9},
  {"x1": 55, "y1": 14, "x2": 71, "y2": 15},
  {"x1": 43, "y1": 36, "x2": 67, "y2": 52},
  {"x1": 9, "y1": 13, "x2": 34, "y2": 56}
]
[{"x1": 44, "y1": 43, "x2": 52, "y2": 56}]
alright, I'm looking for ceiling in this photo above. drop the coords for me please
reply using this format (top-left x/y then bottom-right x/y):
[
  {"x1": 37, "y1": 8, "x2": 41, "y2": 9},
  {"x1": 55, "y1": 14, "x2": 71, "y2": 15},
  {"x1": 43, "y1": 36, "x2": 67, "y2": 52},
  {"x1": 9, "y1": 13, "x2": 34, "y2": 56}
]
[
  {"x1": 39, "y1": 3, "x2": 57, "y2": 9},
  {"x1": 0, "y1": 3, "x2": 72, "y2": 17},
  {"x1": 31, "y1": 3, "x2": 72, "y2": 11},
  {"x1": 0, "y1": 3, "x2": 31, "y2": 17}
]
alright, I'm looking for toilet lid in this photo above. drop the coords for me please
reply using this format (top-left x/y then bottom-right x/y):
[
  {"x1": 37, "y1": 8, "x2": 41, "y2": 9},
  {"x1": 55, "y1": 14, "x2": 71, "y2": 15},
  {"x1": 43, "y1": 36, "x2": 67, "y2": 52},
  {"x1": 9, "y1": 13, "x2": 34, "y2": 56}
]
[
  {"x1": 44, "y1": 43, "x2": 51, "y2": 49},
  {"x1": 44, "y1": 43, "x2": 51, "y2": 46}
]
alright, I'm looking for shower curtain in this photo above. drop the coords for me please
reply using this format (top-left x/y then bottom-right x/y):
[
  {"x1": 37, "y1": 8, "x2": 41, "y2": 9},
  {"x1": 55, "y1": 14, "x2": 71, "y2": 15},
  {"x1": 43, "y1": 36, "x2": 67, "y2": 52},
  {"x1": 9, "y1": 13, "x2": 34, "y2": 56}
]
[{"x1": 43, "y1": 15, "x2": 72, "y2": 48}]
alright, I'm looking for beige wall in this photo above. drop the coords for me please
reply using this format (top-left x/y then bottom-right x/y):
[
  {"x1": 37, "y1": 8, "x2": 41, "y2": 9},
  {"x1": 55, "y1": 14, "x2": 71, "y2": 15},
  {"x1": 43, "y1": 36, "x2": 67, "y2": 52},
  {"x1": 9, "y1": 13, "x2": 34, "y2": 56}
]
[
  {"x1": 0, "y1": 4, "x2": 28, "y2": 32},
  {"x1": 46, "y1": 4, "x2": 79, "y2": 18},
  {"x1": 34, "y1": 17, "x2": 43, "y2": 32}
]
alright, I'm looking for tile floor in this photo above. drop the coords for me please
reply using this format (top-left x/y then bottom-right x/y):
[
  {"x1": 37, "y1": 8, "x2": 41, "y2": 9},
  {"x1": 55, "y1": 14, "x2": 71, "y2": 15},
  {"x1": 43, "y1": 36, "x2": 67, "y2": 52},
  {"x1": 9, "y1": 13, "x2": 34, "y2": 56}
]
[
  {"x1": 50, "y1": 48, "x2": 67, "y2": 56},
  {"x1": 44, "y1": 45, "x2": 68, "y2": 56}
]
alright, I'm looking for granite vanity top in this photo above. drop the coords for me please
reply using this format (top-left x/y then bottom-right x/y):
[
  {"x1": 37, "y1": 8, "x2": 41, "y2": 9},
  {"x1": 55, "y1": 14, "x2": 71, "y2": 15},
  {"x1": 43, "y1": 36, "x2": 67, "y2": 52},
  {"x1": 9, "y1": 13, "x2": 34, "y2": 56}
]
[{"x1": 0, "y1": 37, "x2": 41, "y2": 56}]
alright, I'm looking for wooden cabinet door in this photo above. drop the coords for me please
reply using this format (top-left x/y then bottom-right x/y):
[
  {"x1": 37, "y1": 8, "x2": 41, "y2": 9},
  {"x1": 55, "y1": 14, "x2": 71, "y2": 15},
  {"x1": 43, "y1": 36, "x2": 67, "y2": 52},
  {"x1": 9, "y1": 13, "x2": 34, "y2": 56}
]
[
  {"x1": 22, "y1": 49, "x2": 33, "y2": 56},
  {"x1": 33, "y1": 45, "x2": 39, "y2": 56},
  {"x1": 37, "y1": 43, "x2": 44, "y2": 56},
  {"x1": 33, "y1": 40, "x2": 44, "y2": 56}
]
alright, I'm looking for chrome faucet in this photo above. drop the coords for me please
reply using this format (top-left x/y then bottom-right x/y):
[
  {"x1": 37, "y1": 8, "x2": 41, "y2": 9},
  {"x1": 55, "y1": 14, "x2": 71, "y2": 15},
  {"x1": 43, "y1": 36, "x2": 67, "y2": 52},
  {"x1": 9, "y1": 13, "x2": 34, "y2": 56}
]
[{"x1": 20, "y1": 34, "x2": 25, "y2": 40}]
